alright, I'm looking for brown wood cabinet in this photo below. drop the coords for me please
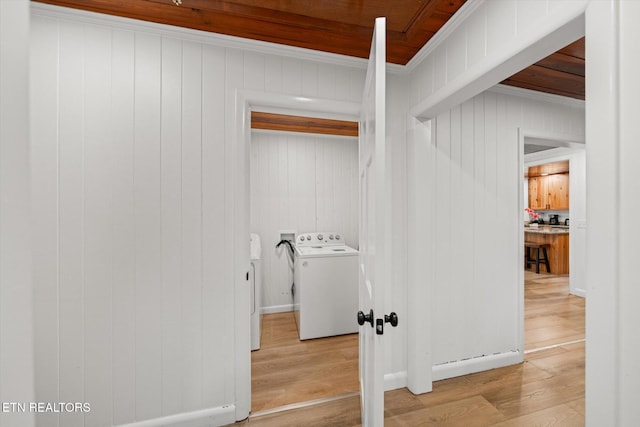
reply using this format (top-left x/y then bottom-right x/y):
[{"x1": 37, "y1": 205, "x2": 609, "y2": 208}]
[
  {"x1": 528, "y1": 176, "x2": 548, "y2": 210},
  {"x1": 547, "y1": 173, "x2": 569, "y2": 210},
  {"x1": 527, "y1": 161, "x2": 570, "y2": 211},
  {"x1": 525, "y1": 230, "x2": 569, "y2": 274}
]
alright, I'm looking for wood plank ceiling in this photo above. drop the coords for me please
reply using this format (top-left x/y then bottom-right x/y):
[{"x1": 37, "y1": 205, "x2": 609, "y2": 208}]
[{"x1": 33, "y1": 0, "x2": 585, "y2": 101}]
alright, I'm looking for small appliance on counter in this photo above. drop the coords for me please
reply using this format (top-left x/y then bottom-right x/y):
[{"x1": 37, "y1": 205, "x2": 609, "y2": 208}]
[
  {"x1": 549, "y1": 214, "x2": 560, "y2": 225},
  {"x1": 564, "y1": 218, "x2": 570, "y2": 226}
]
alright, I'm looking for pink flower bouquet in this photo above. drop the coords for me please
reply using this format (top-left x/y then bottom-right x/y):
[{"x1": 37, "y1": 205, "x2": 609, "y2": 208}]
[{"x1": 525, "y1": 207, "x2": 541, "y2": 222}]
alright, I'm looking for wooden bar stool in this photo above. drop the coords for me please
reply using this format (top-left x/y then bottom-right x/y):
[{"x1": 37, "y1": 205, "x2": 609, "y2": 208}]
[{"x1": 524, "y1": 242, "x2": 551, "y2": 274}]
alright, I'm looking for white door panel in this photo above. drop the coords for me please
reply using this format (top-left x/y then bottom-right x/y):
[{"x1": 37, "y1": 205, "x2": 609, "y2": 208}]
[{"x1": 358, "y1": 17, "x2": 393, "y2": 427}]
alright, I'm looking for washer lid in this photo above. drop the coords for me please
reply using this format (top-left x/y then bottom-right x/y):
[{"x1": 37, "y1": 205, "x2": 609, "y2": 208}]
[{"x1": 295, "y1": 245, "x2": 358, "y2": 258}]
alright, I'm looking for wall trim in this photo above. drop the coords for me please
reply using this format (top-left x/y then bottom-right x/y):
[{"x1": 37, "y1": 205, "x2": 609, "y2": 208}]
[
  {"x1": 432, "y1": 351, "x2": 523, "y2": 382},
  {"x1": 261, "y1": 304, "x2": 293, "y2": 315},
  {"x1": 572, "y1": 288, "x2": 587, "y2": 298},
  {"x1": 490, "y1": 84, "x2": 585, "y2": 109},
  {"x1": 114, "y1": 405, "x2": 236, "y2": 427},
  {"x1": 384, "y1": 371, "x2": 407, "y2": 392}
]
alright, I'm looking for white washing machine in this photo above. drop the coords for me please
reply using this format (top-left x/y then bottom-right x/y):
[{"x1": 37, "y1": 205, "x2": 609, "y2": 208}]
[
  {"x1": 293, "y1": 232, "x2": 358, "y2": 340},
  {"x1": 250, "y1": 233, "x2": 263, "y2": 351}
]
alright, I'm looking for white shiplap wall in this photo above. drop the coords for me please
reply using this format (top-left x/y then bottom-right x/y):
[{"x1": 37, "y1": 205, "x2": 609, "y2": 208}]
[
  {"x1": 250, "y1": 131, "x2": 358, "y2": 311},
  {"x1": 0, "y1": 2, "x2": 36, "y2": 427},
  {"x1": 414, "y1": 89, "x2": 584, "y2": 372},
  {"x1": 29, "y1": 8, "x2": 365, "y2": 426}
]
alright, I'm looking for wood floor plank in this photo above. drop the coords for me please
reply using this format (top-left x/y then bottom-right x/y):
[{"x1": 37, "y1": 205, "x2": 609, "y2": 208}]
[
  {"x1": 482, "y1": 373, "x2": 584, "y2": 420},
  {"x1": 492, "y1": 403, "x2": 583, "y2": 427},
  {"x1": 416, "y1": 362, "x2": 553, "y2": 412},
  {"x1": 387, "y1": 395, "x2": 506, "y2": 426}
]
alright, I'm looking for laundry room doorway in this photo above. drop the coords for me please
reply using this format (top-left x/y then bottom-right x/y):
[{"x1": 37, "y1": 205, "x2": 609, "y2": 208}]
[{"x1": 248, "y1": 111, "x2": 362, "y2": 414}]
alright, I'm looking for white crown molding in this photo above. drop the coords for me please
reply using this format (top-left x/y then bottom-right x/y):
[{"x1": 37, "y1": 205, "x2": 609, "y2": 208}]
[
  {"x1": 489, "y1": 84, "x2": 585, "y2": 109},
  {"x1": 31, "y1": 2, "x2": 402, "y2": 74},
  {"x1": 405, "y1": 0, "x2": 486, "y2": 72}
]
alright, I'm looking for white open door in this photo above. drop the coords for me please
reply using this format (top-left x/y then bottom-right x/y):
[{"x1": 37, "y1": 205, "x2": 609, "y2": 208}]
[{"x1": 358, "y1": 17, "x2": 394, "y2": 427}]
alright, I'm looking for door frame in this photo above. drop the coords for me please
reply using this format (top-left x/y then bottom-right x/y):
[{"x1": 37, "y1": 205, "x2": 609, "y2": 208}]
[
  {"x1": 519, "y1": 129, "x2": 586, "y2": 298},
  {"x1": 232, "y1": 89, "x2": 360, "y2": 420},
  {"x1": 518, "y1": 129, "x2": 586, "y2": 353}
]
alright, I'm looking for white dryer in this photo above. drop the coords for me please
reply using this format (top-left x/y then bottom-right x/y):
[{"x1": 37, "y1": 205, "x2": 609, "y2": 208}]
[
  {"x1": 250, "y1": 233, "x2": 263, "y2": 351},
  {"x1": 293, "y1": 232, "x2": 358, "y2": 340}
]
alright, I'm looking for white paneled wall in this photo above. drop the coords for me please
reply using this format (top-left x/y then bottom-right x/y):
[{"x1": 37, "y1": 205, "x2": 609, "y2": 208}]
[
  {"x1": 415, "y1": 89, "x2": 584, "y2": 371},
  {"x1": 29, "y1": 7, "x2": 365, "y2": 426},
  {"x1": 0, "y1": 2, "x2": 35, "y2": 427},
  {"x1": 250, "y1": 131, "x2": 358, "y2": 310}
]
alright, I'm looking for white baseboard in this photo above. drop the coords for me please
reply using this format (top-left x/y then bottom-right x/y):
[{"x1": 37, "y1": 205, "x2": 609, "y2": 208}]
[
  {"x1": 432, "y1": 350, "x2": 523, "y2": 382},
  {"x1": 115, "y1": 404, "x2": 236, "y2": 427},
  {"x1": 261, "y1": 304, "x2": 293, "y2": 314},
  {"x1": 384, "y1": 371, "x2": 407, "y2": 391},
  {"x1": 570, "y1": 288, "x2": 586, "y2": 298}
]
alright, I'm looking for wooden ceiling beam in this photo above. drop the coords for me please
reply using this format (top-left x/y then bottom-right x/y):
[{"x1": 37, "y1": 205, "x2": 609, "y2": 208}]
[{"x1": 251, "y1": 112, "x2": 358, "y2": 137}]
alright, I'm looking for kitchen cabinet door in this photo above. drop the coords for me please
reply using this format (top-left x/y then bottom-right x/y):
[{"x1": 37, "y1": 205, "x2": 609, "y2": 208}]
[
  {"x1": 528, "y1": 176, "x2": 548, "y2": 210},
  {"x1": 547, "y1": 173, "x2": 569, "y2": 210}
]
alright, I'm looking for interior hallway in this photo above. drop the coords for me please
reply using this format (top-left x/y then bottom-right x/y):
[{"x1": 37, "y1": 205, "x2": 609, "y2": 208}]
[{"x1": 241, "y1": 273, "x2": 584, "y2": 425}]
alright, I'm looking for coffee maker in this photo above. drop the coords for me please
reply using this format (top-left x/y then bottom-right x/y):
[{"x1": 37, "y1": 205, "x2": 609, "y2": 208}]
[{"x1": 549, "y1": 214, "x2": 560, "y2": 225}]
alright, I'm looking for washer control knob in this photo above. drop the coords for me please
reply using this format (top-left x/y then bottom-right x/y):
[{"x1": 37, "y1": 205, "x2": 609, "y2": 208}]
[
  {"x1": 329, "y1": 235, "x2": 334, "y2": 240},
  {"x1": 317, "y1": 234, "x2": 323, "y2": 240},
  {"x1": 335, "y1": 234, "x2": 341, "y2": 240},
  {"x1": 306, "y1": 235, "x2": 311, "y2": 240},
  {"x1": 299, "y1": 236, "x2": 304, "y2": 242}
]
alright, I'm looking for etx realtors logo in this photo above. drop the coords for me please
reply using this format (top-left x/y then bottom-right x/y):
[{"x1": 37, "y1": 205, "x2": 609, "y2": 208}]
[{"x1": 2, "y1": 402, "x2": 91, "y2": 413}]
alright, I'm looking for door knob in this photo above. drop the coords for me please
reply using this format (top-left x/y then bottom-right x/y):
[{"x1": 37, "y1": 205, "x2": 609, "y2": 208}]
[
  {"x1": 385, "y1": 312, "x2": 398, "y2": 327},
  {"x1": 357, "y1": 309, "x2": 374, "y2": 327}
]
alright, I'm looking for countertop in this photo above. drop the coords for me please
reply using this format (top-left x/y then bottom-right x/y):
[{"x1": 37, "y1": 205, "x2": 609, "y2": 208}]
[{"x1": 524, "y1": 226, "x2": 569, "y2": 235}]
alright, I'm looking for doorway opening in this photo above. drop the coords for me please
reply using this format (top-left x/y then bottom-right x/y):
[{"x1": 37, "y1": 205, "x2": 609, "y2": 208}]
[
  {"x1": 248, "y1": 111, "x2": 361, "y2": 415},
  {"x1": 521, "y1": 135, "x2": 586, "y2": 354}
]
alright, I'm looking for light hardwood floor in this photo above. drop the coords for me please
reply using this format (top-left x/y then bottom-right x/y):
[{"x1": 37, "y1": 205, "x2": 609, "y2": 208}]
[
  {"x1": 236, "y1": 273, "x2": 584, "y2": 426},
  {"x1": 251, "y1": 312, "x2": 358, "y2": 412}
]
